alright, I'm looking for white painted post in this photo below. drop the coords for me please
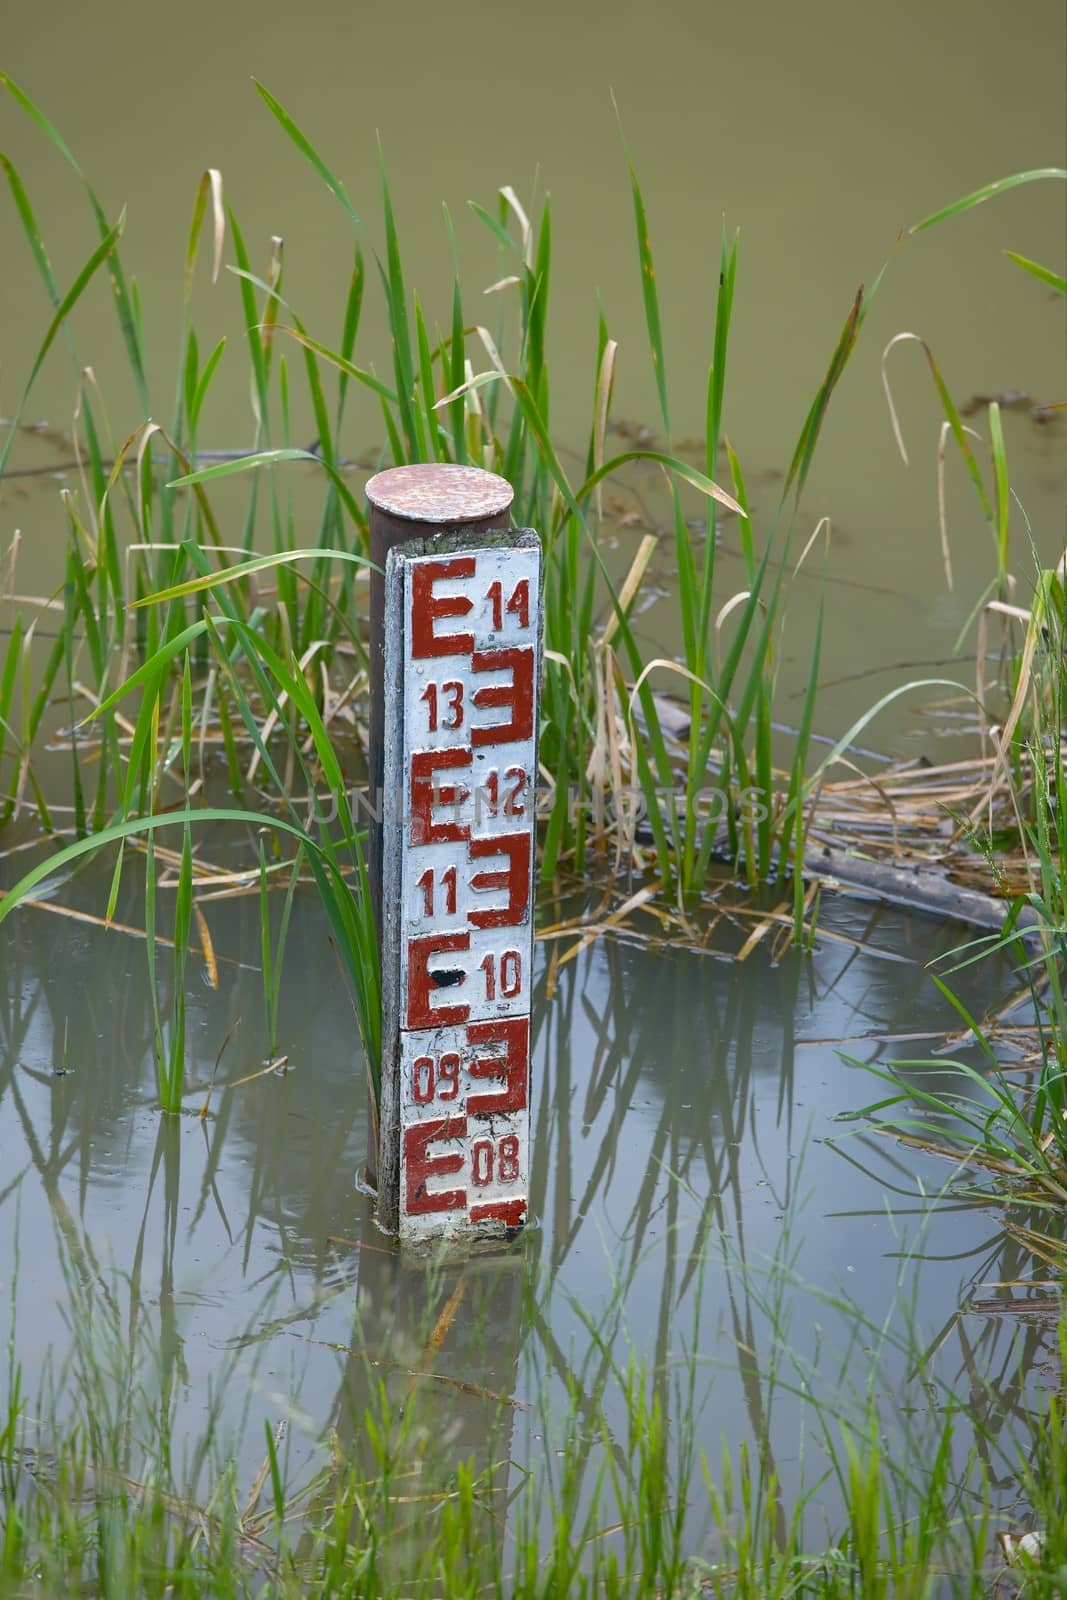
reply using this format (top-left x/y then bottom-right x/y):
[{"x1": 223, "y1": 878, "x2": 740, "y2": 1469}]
[{"x1": 366, "y1": 467, "x2": 541, "y2": 1244}]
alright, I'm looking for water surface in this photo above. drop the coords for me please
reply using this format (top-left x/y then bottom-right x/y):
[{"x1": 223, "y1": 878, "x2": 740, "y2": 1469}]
[{"x1": 1, "y1": 862, "x2": 1058, "y2": 1562}]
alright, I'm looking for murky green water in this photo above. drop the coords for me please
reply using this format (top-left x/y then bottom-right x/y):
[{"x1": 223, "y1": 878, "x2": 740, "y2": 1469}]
[
  {"x1": 0, "y1": 850, "x2": 1059, "y2": 1556},
  {"x1": 2, "y1": 0, "x2": 1066, "y2": 750},
  {"x1": 0, "y1": 0, "x2": 1065, "y2": 1570}
]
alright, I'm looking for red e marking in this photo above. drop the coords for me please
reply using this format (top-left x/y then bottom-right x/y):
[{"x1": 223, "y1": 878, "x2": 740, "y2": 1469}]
[
  {"x1": 468, "y1": 833, "x2": 531, "y2": 928},
  {"x1": 467, "y1": 1016, "x2": 529, "y2": 1116},
  {"x1": 407, "y1": 930, "x2": 470, "y2": 1029},
  {"x1": 471, "y1": 647, "x2": 535, "y2": 746},
  {"x1": 411, "y1": 558, "x2": 475, "y2": 658},
  {"x1": 404, "y1": 1116, "x2": 467, "y2": 1214},
  {"x1": 410, "y1": 747, "x2": 472, "y2": 844}
]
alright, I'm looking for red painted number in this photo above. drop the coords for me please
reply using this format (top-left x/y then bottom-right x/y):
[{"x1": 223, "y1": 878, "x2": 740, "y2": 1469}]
[
  {"x1": 411, "y1": 1051, "x2": 460, "y2": 1104},
  {"x1": 412, "y1": 1055, "x2": 434, "y2": 1103},
  {"x1": 479, "y1": 949, "x2": 522, "y2": 1001},
  {"x1": 416, "y1": 864, "x2": 458, "y2": 917},
  {"x1": 470, "y1": 1133, "x2": 522, "y2": 1188},
  {"x1": 499, "y1": 1134, "x2": 520, "y2": 1181},
  {"x1": 421, "y1": 679, "x2": 464, "y2": 732},
  {"x1": 486, "y1": 578, "x2": 531, "y2": 631},
  {"x1": 479, "y1": 766, "x2": 527, "y2": 819}
]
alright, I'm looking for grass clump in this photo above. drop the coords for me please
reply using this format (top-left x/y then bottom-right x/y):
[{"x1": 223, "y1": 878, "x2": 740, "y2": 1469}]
[
  {"x1": 0, "y1": 72, "x2": 882, "y2": 908},
  {"x1": 1, "y1": 1226, "x2": 1064, "y2": 1599},
  {"x1": 0, "y1": 71, "x2": 887, "y2": 1119}
]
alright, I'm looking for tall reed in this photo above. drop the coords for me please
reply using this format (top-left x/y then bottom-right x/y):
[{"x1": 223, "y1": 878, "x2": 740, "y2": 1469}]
[{"x1": 3, "y1": 82, "x2": 1058, "y2": 1127}]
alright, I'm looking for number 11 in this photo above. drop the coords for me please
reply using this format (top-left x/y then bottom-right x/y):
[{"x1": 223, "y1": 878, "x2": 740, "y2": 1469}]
[{"x1": 417, "y1": 865, "x2": 458, "y2": 917}]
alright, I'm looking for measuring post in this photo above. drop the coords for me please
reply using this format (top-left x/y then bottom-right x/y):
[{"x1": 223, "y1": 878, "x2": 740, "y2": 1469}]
[{"x1": 366, "y1": 466, "x2": 541, "y2": 1243}]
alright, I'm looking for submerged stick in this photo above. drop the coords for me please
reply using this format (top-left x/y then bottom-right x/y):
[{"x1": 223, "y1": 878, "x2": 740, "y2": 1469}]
[{"x1": 803, "y1": 841, "x2": 1043, "y2": 941}]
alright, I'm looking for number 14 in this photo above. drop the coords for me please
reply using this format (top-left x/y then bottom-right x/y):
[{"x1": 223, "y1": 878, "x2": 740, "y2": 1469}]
[{"x1": 486, "y1": 579, "x2": 530, "y2": 631}]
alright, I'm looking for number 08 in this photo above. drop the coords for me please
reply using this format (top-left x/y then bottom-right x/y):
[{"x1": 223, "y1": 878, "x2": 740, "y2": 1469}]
[{"x1": 470, "y1": 1133, "x2": 521, "y2": 1187}]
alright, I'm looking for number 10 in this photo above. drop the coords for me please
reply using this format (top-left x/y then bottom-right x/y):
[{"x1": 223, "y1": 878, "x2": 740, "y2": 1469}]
[{"x1": 480, "y1": 949, "x2": 522, "y2": 1000}]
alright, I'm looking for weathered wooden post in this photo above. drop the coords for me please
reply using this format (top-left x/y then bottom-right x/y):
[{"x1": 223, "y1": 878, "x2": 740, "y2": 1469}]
[{"x1": 366, "y1": 465, "x2": 541, "y2": 1243}]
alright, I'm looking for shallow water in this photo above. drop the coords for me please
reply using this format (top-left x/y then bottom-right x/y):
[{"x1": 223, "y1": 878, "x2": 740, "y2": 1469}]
[{"x1": 0, "y1": 853, "x2": 1059, "y2": 1561}]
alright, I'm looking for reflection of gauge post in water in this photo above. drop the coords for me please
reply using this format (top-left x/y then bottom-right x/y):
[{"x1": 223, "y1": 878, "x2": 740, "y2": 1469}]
[{"x1": 367, "y1": 466, "x2": 541, "y2": 1243}]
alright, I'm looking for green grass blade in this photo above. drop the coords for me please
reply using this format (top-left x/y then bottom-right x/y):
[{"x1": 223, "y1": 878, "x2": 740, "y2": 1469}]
[
  {"x1": 806, "y1": 678, "x2": 969, "y2": 792},
  {"x1": 0, "y1": 216, "x2": 124, "y2": 481},
  {"x1": 783, "y1": 286, "x2": 863, "y2": 502},
  {"x1": 336, "y1": 247, "x2": 366, "y2": 421},
  {"x1": 0, "y1": 809, "x2": 317, "y2": 930},
  {"x1": 144, "y1": 837, "x2": 165, "y2": 1101},
  {"x1": 444, "y1": 208, "x2": 469, "y2": 467},
  {"x1": 790, "y1": 599, "x2": 823, "y2": 934},
  {"x1": 699, "y1": 228, "x2": 738, "y2": 637},
  {"x1": 469, "y1": 200, "x2": 524, "y2": 261},
  {"x1": 378, "y1": 154, "x2": 421, "y2": 459},
  {"x1": 910, "y1": 169, "x2": 1067, "y2": 233},
  {"x1": 189, "y1": 338, "x2": 227, "y2": 435},
  {"x1": 928, "y1": 974, "x2": 998, "y2": 1065},
  {"x1": 253, "y1": 81, "x2": 360, "y2": 230},
  {"x1": 180, "y1": 653, "x2": 193, "y2": 786},
  {"x1": 184, "y1": 167, "x2": 224, "y2": 303},
  {"x1": 0, "y1": 154, "x2": 60, "y2": 303},
  {"x1": 89, "y1": 193, "x2": 149, "y2": 411},
  {"x1": 923, "y1": 345, "x2": 995, "y2": 527},
  {"x1": 1003, "y1": 250, "x2": 1067, "y2": 295},
  {"x1": 413, "y1": 293, "x2": 444, "y2": 461},
  {"x1": 627, "y1": 163, "x2": 670, "y2": 438},
  {"x1": 276, "y1": 325, "x2": 397, "y2": 404},
  {"x1": 165, "y1": 826, "x2": 194, "y2": 1111},
  {"x1": 0, "y1": 71, "x2": 82, "y2": 171},
  {"x1": 0, "y1": 73, "x2": 147, "y2": 407},
  {"x1": 706, "y1": 230, "x2": 737, "y2": 478},
  {"x1": 576, "y1": 449, "x2": 743, "y2": 518},
  {"x1": 0, "y1": 617, "x2": 23, "y2": 784},
  {"x1": 987, "y1": 401, "x2": 1010, "y2": 581},
  {"x1": 725, "y1": 443, "x2": 756, "y2": 583},
  {"x1": 228, "y1": 210, "x2": 271, "y2": 439},
  {"x1": 169, "y1": 449, "x2": 367, "y2": 533},
  {"x1": 169, "y1": 447, "x2": 319, "y2": 486},
  {"x1": 83, "y1": 619, "x2": 207, "y2": 726},
  {"x1": 525, "y1": 199, "x2": 552, "y2": 416},
  {"x1": 128, "y1": 545, "x2": 376, "y2": 610}
]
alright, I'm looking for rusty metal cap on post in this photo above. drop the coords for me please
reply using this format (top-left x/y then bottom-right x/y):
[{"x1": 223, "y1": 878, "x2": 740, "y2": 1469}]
[{"x1": 365, "y1": 463, "x2": 514, "y2": 524}]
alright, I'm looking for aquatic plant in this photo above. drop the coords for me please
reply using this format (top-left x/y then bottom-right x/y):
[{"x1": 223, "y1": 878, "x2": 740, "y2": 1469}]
[
  {"x1": 0, "y1": 81, "x2": 1062, "y2": 1123},
  {"x1": 0, "y1": 70, "x2": 885, "y2": 1120},
  {"x1": 0, "y1": 1195, "x2": 1062, "y2": 1597},
  {"x1": 846, "y1": 550, "x2": 1067, "y2": 1201}
]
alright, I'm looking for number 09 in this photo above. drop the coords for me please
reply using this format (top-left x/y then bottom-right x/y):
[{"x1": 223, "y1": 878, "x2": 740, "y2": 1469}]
[{"x1": 411, "y1": 1052, "x2": 460, "y2": 1104}]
